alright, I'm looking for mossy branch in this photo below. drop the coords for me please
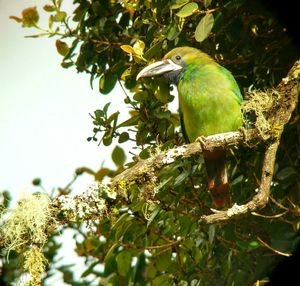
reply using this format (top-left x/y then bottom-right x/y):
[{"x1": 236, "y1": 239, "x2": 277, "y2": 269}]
[
  {"x1": 1, "y1": 59, "x2": 298, "y2": 285},
  {"x1": 52, "y1": 59, "x2": 300, "y2": 225},
  {"x1": 199, "y1": 59, "x2": 300, "y2": 223}
]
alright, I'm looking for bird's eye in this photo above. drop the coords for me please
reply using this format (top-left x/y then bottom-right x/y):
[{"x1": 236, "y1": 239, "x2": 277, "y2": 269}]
[{"x1": 175, "y1": 55, "x2": 181, "y2": 61}]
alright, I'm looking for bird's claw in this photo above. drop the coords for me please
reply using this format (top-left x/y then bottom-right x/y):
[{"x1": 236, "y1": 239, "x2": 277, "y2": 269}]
[
  {"x1": 239, "y1": 127, "x2": 248, "y2": 140},
  {"x1": 196, "y1": 136, "x2": 207, "y2": 149},
  {"x1": 210, "y1": 208, "x2": 222, "y2": 214}
]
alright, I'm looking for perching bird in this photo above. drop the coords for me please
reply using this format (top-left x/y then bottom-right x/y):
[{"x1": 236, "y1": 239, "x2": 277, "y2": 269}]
[{"x1": 136, "y1": 47, "x2": 243, "y2": 208}]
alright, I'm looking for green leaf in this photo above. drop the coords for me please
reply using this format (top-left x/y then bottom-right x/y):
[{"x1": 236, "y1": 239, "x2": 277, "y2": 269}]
[
  {"x1": 116, "y1": 251, "x2": 132, "y2": 277},
  {"x1": 236, "y1": 240, "x2": 248, "y2": 250},
  {"x1": 147, "y1": 206, "x2": 161, "y2": 227},
  {"x1": 104, "y1": 243, "x2": 118, "y2": 263},
  {"x1": 248, "y1": 240, "x2": 260, "y2": 249},
  {"x1": 32, "y1": 178, "x2": 41, "y2": 186},
  {"x1": 118, "y1": 132, "x2": 129, "y2": 143},
  {"x1": 146, "y1": 262, "x2": 157, "y2": 278},
  {"x1": 103, "y1": 244, "x2": 118, "y2": 276},
  {"x1": 91, "y1": 1, "x2": 102, "y2": 15},
  {"x1": 176, "y1": 3, "x2": 198, "y2": 18},
  {"x1": 144, "y1": 42, "x2": 163, "y2": 60},
  {"x1": 236, "y1": 239, "x2": 260, "y2": 251},
  {"x1": 94, "y1": 109, "x2": 104, "y2": 119},
  {"x1": 103, "y1": 131, "x2": 113, "y2": 146},
  {"x1": 21, "y1": 6, "x2": 39, "y2": 27},
  {"x1": 68, "y1": 38, "x2": 80, "y2": 56},
  {"x1": 133, "y1": 91, "x2": 148, "y2": 102},
  {"x1": 178, "y1": 216, "x2": 191, "y2": 236},
  {"x1": 121, "y1": 45, "x2": 134, "y2": 54},
  {"x1": 133, "y1": 40, "x2": 145, "y2": 56},
  {"x1": 156, "y1": 249, "x2": 172, "y2": 272},
  {"x1": 276, "y1": 167, "x2": 296, "y2": 180},
  {"x1": 154, "y1": 79, "x2": 171, "y2": 104},
  {"x1": 56, "y1": 39, "x2": 69, "y2": 56},
  {"x1": 112, "y1": 145, "x2": 126, "y2": 166},
  {"x1": 114, "y1": 215, "x2": 134, "y2": 240},
  {"x1": 169, "y1": 0, "x2": 189, "y2": 10},
  {"x1": 174, "y1": 170, "x2": 190, "y2": 186},
  {"x1": 125, "y1": 77, "x2": 137, "y2": 89},
  {"x1": 61, "y1": 61, "x2": 73, "y2": 69},
  {"x1": 152, "y1": 274, "x2": 173, "y2": 286},
  {"x1": 72, "y1": 3, "x2": 89, "y2": 22},
  {"x1": 139, "y1": 147, "x2": 151, "y2": 159},
  {"x1": 231, "y1": 174, "x2": 244, "y2": 185},
  {"x1": 204, "y1": 0, "x2": 212, "y2": 8},
  {"x1": 195, "y1": 14, "x2": 214, "y2": 42},
  {"x1": 117, "y1": 115, "x2": 139, "y2": 128},
  {"x1": 107, "y1": 111, "x2": 119, "y2": 124},
  {"x1": 156, "y1": 176, "x2": 173, "y2": 190},
  {"x1": 112, "y1": 213, "x2": 130, "y2": 230},
  {"x1": 53, "y1": 11, "x2": 67, "y2": 22},
  {"x1": 154, "y1": 110, "x2": 171, "y2": 119},
  {"x1": 99, "y1": 71, "x2": 118, "y2": 94},
  {"x1": 43, "y1": 4, "x2": 56, "y2": 12},
  {"x1": 103, "y1": 102, "x2": 111, "y2": 114},
  {"x1": 208, "y1": 225, "x2": 216, "y2": 244},
  {"x1": 48, "y1": 14, "x2": 54, "y2": 29},
  {"x1": 167, "y1": 23, "x2": 181, "y2": 41},
  {"x1": 227, "y1": 270, "x2": 249, "y2": 286},
  {"x1": 121, "y1": 67, "x2": 132, "y2": 80},
  {"x1": 81, "y1": 261, "x2": 98, "y2": 277}
]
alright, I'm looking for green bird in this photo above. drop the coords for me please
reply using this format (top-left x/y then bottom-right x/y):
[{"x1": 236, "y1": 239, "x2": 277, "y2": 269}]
[{"x1": 136, "y1": 47, "x2": 243, "y2": 208}]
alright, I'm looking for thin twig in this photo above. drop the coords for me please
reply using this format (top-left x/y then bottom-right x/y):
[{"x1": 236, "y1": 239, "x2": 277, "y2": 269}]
[
  {"x1": 256, "y1": 236, "x2": 292, "y2": 257},
  {"x1": 252, "y1": 210, "x2": 288, "y2": 219}
]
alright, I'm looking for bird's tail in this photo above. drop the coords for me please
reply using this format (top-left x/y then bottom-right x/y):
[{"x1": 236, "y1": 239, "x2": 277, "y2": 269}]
[{"x1": 203, "y1": 150, "x2": 230, "y2": 208}]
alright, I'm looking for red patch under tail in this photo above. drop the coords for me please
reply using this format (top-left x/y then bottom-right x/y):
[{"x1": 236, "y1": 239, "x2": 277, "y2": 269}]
[{"x1": 203, "y1": 150, "x2": 230, "y2": 208}]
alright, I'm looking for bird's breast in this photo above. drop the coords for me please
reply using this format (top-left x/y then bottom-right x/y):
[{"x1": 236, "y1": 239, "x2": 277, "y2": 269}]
[{"x1": 177, "y1": 68, "x2": 242, "y2": 141}]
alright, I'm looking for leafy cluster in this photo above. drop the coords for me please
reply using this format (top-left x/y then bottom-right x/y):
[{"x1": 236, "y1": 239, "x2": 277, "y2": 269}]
[
  {"x1": 10, "y1": 0, "x2": 298, "y2": 149},
  {"x1": 3, "y1": 0, "x2": 299, "y2": 285}
]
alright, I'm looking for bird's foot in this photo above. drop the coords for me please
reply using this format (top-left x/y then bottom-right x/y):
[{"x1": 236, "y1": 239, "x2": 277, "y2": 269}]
[
  {"x1": 239, "y1": 127, "x2": 248, "y2": 140},
  {"x1": 196, "y1": 136, "x2": 207, "y2": 150},
  {"x1": 210, "y1": 208, "x2": 222, "y2": 214}
]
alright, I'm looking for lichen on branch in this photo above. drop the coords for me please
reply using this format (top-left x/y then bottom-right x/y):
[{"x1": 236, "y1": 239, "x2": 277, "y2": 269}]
[
  {"x1": 52, "y1": 59, "x2": 300, "y2": 225},
  {"x1": 1, "y1": 60, "x2": 299, "y2": 286}
]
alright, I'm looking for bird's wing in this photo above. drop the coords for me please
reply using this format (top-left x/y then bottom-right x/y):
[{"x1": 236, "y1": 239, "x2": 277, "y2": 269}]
[
  {"x1": 179, "y1": 109, "x2": 190, "y2": 143},
  {"x1": 219, "y1": 66, "x2": 243, "y2": 103}
]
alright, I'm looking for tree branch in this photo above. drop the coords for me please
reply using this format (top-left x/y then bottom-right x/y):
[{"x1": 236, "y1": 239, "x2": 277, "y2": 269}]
[
  {"x1": 199, "y1": 140, "x2": 279, "y2": 224},
  {"x1": 53, "y1": 59, "x2": 300, "y2": 225},
  {"x1": 199, "y1": 59, "x2": 299, "y2": 223}
]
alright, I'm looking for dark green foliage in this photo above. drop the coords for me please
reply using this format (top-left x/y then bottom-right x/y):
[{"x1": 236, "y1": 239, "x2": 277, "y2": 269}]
[{"x1": 4, "y1": 0, "x2": 299, "y2": 285}]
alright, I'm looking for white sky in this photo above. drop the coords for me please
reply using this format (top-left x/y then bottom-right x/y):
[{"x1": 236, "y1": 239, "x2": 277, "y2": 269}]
[{"x1": 0, "y1": 0, "x2": 129, "y2": 200}]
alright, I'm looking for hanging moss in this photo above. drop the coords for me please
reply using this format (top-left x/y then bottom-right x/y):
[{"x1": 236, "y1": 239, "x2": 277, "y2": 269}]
[
  {"x1": 0, "y1": 193, "x2": 56, "y2": 285},
  {"x1": 242, "y1": 89, "x2": 279, "y2": 141}
]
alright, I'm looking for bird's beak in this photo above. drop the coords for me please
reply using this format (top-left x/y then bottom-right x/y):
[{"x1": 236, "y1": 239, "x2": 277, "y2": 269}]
[{"x1": 136, "y1": 59, "x2": 182, "y2": 80}]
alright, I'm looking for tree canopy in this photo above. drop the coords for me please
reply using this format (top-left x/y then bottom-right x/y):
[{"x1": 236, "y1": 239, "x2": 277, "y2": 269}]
[{"x1": 1, "y1": 0, "x2": 299, "y2": 285}]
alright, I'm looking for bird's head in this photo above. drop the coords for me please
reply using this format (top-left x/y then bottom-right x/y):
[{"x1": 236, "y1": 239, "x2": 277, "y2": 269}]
[{"x1": 136, "y1": 47, "x2": 214, "y2": 84}]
